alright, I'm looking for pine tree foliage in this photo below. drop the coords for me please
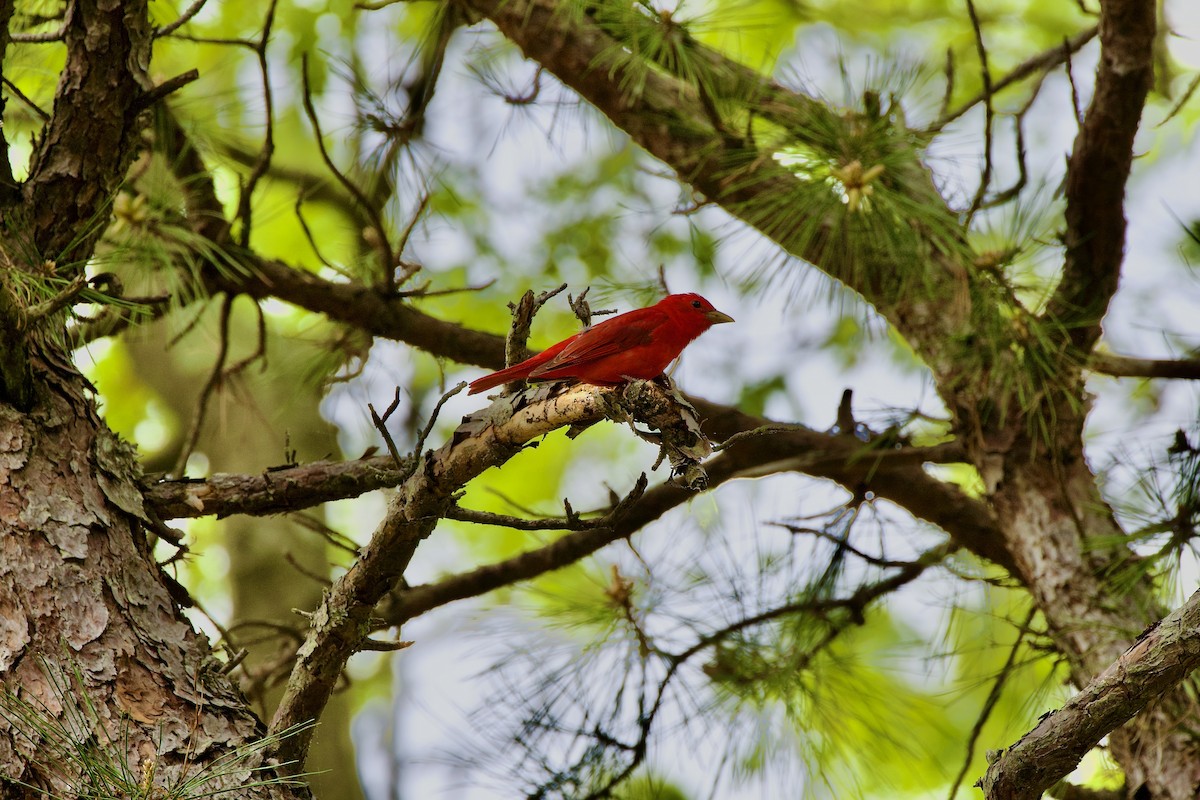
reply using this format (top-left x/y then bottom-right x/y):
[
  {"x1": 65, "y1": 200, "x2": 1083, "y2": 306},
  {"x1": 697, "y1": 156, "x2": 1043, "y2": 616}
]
[{"x1": 0, "y1": 0, "x2": 1198, "y2": 799}]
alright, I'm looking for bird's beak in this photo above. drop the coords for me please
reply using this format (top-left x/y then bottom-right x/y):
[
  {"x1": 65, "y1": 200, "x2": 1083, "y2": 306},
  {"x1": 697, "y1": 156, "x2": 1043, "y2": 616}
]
[{"x1": 705, "y1": 309, "x2": 734, "y2": 324}]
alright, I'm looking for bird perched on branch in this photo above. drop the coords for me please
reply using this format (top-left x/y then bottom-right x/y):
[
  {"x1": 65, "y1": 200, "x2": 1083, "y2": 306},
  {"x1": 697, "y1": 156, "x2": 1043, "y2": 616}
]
[{"x1": 468, "y1": 293, "x2": 734, "y2": 395}]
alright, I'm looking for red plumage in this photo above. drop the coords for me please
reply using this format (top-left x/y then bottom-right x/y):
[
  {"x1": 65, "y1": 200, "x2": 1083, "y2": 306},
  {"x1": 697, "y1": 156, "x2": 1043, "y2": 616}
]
[{"x1": 468, "y1": 293, "x2": 734, "y2": 395}]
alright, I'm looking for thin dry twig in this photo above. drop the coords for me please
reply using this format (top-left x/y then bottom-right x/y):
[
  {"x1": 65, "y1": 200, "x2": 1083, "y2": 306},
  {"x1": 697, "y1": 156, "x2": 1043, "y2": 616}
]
[
  {"x1": 173, "y1": 295, "x2": 236, "y2": 477},
  {"x1": 947, "y1": 606, "x2": 1038, "y2": 800},
  {"x1": 964, "y1": 0, "x2": 995, "y2": 223},
  {"x1": 505, "y1": 284, "x2": 567, "y2": 372},
  {"x1": 368, "y1": 387, "x2": 406, "y2": 467},
  {"x1": 1, "y1": 76, "x2": 50, "y2": 121},
  {"x1": 155, "y1": 0, "x2": 211, "y2": 37},
  {"x1": 235, "y1": 0, "x2": 281, "y2": 248},
  {"x1": 293, "y1": 193, "x2": 340, "y2": 273},
  {"x1": 299, "y1": 53, "x2": 394, "y2": 281},
  {"x1": 935, "y1": 26, "x2": 1098, "y2": 129}
]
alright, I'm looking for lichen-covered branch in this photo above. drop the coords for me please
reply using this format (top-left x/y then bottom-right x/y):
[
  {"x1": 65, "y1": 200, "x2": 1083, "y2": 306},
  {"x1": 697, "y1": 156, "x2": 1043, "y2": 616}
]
[
  {"x1": 267, "y1": 381, "x2": 713, "y2": 769},
  {"x1": 381, "y1": 435, "x2": 1003, "y2": 626},
  {"x1": 142, "y1": 455, "x2": 406, "y2": 520}
]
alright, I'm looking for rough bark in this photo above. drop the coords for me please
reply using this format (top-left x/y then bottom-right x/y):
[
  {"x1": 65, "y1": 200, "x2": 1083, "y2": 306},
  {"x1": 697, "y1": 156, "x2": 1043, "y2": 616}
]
[
  {"x1": 22, "y1": 0, "x2": 152, "y2": 265},
  {"x1": 982, "y1": 589, "x2": 1200, "y2": 799},
  {"x1": 0, "y1": 363, "x2": 304, "y2": 798},
  {"x1": 0, "y1": 1, "x2": 310, "y2": 796}
]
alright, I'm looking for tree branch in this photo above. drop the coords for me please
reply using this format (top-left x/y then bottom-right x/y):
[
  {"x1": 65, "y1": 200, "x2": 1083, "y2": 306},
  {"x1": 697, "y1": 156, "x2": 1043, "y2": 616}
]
[
  {"x1": 450, "y1": 0, "x2": 978, "y2": 362},
  {"x1": 141, "y1": 394, "x2": 1007, "y2": 577},
  {"x1": 980, "y1": 588, "x2": 1200, "y2": 800},
  {"x1": 142, "y1": 101, "x2": 1016, "y2": 591},
  {"x1": 142, "y1": 455, "x2": 406, "y2": 519},
  {"x1": 935, "y1": 25, "x2": 1099, "y2": 128},
  {"x1": 382, "y1": 425, "x2": 1006, "y2": 626},
  {"x1": 1089, "y1": 352, "x2": 1200, "y2": 380},
  {"x1": 268, "y1": 381, "x2": 710, "y2": 770},
  {"x1": 1043, "y1": 0, "x2": 1156, "y2": 353}
]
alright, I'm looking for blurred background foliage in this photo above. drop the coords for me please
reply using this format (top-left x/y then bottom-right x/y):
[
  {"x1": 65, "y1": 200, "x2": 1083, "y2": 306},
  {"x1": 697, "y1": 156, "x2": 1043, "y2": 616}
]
[{"x1": 5, "y1": 0, "x2": 1199, "y2": 796}]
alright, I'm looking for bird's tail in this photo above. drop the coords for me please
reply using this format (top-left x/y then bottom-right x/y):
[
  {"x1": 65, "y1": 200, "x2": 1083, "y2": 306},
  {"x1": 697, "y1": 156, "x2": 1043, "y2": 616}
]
[{"x1": 467, "y1": 363, "x2": 533, "y2": 395}]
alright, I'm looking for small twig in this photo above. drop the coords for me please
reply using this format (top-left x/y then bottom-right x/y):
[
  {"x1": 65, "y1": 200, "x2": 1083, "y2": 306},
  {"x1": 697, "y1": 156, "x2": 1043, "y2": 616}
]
[
  {"x1": 368, "y1": 387, "x2": 406, "y2": 467},
  {"x1": 939, "y1": 48, "x2": 956, "y2": 121},
  {"x1": 217, "y1": 648, "x2": 249, "y2": 675},
  {"x1": 406, "y1": 381, "x2": 468, "y2": 473},
  {"x1": 935, "y1": 26, "x2": 1097, "y2": 129},
  {"x1": 160, "y1": 33, "x2": 257, "y2": 48},
  {"x1": 770, "y1": 522, "x2": 914, "y2": 568},
  {"x1": 236, "y1": 0, "x2": 280, "y2": 248},
  {"x1": 506, "y1": 284, "x2": 567, "y2": 368},
  {"x1": 398, "y1": 279, "x2": 494, "y2": 299},
  {"x1": 393, "y1": 192, "x2": 431, "y2": 270},
  {"x1": 1158, "y1": 73, "x2": 1200, "y2": 129},
  {"x1": 964, "y1": 0, "x2": 995, "y2": 224},
  {"x1": 155, "y1": 0, "x2": 211, "y2": 37},
  {"x1": 172, "y1": 295, "x2": 235, "y2": 477},
  {"x1": 283, "y1": 552, "x2": 332, "y2": 587},
  {"x1": 975, "y1": 71, "x2": 1042, "y2": 211},
  {"x1": 1090, "y1": 352, "x2": 1200, "y2": 380},
  {"x1": 1064, "y1": 37, "x2": 1083, "y2": 127},
  {"x1": 293, "y1": 194, "x2": 340, "y2": 273},
  {"x1": 221, "y1": 299, "x2": 269, "y2": 377},
  {"x1": 166, "y1": 298, "x2": 213, "y2": 348},
  {"x1": 132, "y1": 69, "x2": 200, "y2": 113},
  {"x1": 568, "y1": 286, "x2": 593, "y2": 326},
  {"x1": 359, "y1": 638, "x2": 413, "y2": 651},
  {"x1": 292, "y1": 513, "x2": 362, "y2": 556},
  {"x1": 567, "y1": 286, "x2": 615, "y2": 327},
  {"x1": 947, "y1": 606, "x2": 1037, "y2": 800},
  {"x1": 1, "y1": 76, "x2": 50, "y2": 121},
  {"x1": 505, "y1": 66, "x2": 543, "y2": 105},
  {"x1": 446, "y1": 505, "x2": 610, "y2": 531},
  {"x1": 453, "y1": 472, "x2": 648, "y2": 535},
  {"x1": 23, "y1": 275, "x2": 88, "y2": 326},
  {"x1": 299, "y1": 53, "x2": 393, "y2": 281},
  {"x1": 836, "y1": 388, "x2": 855, "y2": 435},
  {"x1": 714, "y1": 423, "x2": 810, "y2": 450}
]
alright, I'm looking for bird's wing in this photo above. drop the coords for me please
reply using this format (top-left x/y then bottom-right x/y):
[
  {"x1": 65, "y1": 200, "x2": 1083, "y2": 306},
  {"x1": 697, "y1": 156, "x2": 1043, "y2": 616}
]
[{"x1": 527, "y1": 309, "x2": 661, "y2": 379}]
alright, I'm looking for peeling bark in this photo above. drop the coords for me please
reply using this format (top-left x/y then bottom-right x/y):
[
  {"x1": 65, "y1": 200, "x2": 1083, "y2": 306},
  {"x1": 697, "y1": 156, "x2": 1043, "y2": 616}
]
[{"x1": 0, "y1": 365, "x2": 305, "y2": 798}]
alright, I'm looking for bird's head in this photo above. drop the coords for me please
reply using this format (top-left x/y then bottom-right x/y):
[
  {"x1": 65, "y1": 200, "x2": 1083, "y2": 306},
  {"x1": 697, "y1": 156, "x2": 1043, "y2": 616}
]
[{"x1": 660, "y1": 293, "x2": 735, "y2": 331}]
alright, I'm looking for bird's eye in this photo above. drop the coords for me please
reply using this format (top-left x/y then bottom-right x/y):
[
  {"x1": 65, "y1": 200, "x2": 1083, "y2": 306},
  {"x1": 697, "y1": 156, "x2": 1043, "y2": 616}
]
[{"x1": 691, "y1": 300, "x2": 702, "y2": 309}]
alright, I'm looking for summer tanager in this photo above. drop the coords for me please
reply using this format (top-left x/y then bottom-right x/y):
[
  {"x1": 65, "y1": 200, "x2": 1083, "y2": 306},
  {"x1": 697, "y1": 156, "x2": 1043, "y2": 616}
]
[{"x1": 468, "y1": 293, "x2": 734, "y2": 395}]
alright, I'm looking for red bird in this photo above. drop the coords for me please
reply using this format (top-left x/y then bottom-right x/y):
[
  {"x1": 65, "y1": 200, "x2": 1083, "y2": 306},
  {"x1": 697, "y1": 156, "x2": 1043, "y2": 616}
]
[{"x1": 468, "y1": 293, "x2": 734, "y2": 395}]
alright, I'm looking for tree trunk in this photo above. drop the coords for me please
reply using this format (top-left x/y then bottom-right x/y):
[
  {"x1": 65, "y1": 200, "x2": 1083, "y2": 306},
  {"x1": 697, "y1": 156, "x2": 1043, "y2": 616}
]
[{"x1": 0, "y1": 355, "x2": 305, "y2": 799}]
